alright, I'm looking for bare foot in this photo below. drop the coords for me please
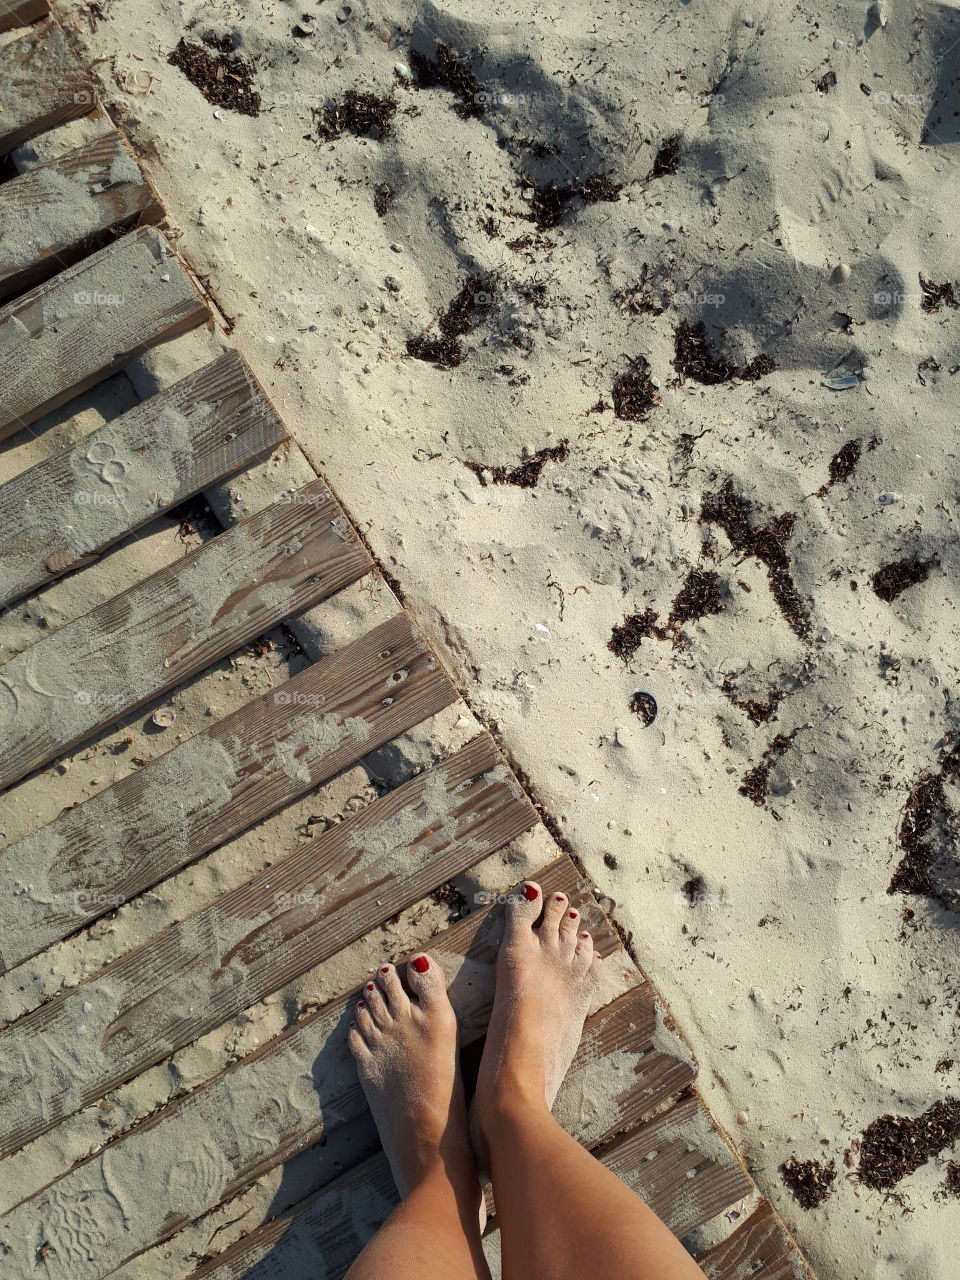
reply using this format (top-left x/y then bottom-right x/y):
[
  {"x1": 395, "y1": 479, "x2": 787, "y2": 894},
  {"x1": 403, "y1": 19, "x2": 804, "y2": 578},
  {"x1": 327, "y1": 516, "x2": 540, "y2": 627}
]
[
  {"x1": 348, "y1": 953, "x2": 478, "y2": 1201},
  {"x1": 470, "y1": 882, "x2": 602, "y2": 1177}
]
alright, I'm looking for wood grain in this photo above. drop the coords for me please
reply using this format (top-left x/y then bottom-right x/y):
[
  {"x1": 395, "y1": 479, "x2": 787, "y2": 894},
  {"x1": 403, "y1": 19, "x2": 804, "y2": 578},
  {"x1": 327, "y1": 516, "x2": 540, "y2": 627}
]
[
  {"x1": 0, "y1": 861, "x2": 620, "y2": 1277},
  {"x1": 0, "y1": 351, "x2": 288, "y2": 607},
  {"x1": 0, "y1": 226, "x2": 209, "y2": 439},
  {"x1": 0, "y1": 734, "x2": 536, "y2": 1159},
  {"x1": 0, "y1": 610, "x2": 455, "y2": 972},
  {"x1": 0, "y1": 21, "x2": 95, "y2": 151},
  {"x1": 0, "y1": 0, "x2": 48, "y2": 34},
  {"x1": 0, "y1": 130, "x2": 163, "y2": 299},
  {"x1": 698, "y1": 1200, "x2": 813, "y2": 1280},
  {"x1": 599, "y1": 1094, "x2": 754, "y2": 1238},
  {"x1": 0, "y1": 477, "x2": 373, "y2": 791}
]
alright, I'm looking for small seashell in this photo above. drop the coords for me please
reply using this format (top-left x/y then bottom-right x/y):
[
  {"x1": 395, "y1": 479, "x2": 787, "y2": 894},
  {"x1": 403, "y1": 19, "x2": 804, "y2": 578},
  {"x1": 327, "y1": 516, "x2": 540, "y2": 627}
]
[
  {"x1": 151, "y1": 707, "x2": 176, "y2": 729},
  {"x1": 831, "y1": 263, "x2": 851, "y2": 284},
  {"x1": 736, "y1": 1109, "x2": 749, "y2": 1125}
]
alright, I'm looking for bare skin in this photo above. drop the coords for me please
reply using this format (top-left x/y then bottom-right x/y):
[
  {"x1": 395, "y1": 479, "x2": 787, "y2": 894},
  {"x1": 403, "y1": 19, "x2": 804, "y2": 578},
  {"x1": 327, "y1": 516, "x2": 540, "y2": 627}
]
[{"x1": 346, "y1": 882, "x2": 708, "y2": 1280}]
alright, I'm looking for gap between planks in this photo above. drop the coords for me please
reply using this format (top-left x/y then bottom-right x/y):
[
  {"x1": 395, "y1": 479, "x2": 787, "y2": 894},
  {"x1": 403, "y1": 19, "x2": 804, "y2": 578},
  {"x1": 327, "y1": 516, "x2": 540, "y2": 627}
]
[
  {"x1": 0, "y1": 350, "x2": 288, "y2": 608},
  {"x1": 0, "y1": 476, "x2": 375, "y2": 791},
  {"x1": 0, "y1": 733, "x2": 537, "y2": 1158},
  {"x1": 0, "y1": 610, "x2": 457, "y2": 972},
  {"x1": 0, "y1": 861, "x2": 630, "y2": 1279}
]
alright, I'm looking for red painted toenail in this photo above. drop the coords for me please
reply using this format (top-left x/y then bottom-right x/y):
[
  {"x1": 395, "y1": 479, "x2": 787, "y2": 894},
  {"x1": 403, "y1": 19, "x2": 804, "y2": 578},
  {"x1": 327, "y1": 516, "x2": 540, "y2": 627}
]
[
  {"x1": 580, "y1": 933, "x2": 590, "y2": 939},
  {"x1": 366, "y1": 983, "x2": 375, "y2": 991},
  {"x1": 568, "y1": 910, "x2": 577, "y2": 919},
  {"x1": 381, "y1": 966, "x2": 390, "y2": 973},
  {"x1": 412, "y1": 956, "x2": 430, "y2": 974},
  {"x1": 358, "y1": 1000, "x2": 365, "y2": 1008},
  {"x1": 555, "y1": 894, "x2": 565, "y2": 902},
  {"x1": 522, "y1": 883, "x2": 538, "y2": 901}
]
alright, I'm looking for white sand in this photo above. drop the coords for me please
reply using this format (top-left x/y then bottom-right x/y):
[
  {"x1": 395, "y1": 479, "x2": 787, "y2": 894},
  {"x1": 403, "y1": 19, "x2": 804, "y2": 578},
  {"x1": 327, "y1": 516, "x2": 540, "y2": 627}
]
[{"x1": 2, "y1": 0, "x2": 959, "y2": 1275}]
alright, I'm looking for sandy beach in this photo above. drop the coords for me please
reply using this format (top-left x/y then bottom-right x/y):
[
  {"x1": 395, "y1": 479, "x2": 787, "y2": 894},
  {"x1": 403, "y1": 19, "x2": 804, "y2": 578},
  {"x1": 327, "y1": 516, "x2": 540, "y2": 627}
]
[{"x1": 2, "y1": 0, "x2": 959, "y2": 1275}]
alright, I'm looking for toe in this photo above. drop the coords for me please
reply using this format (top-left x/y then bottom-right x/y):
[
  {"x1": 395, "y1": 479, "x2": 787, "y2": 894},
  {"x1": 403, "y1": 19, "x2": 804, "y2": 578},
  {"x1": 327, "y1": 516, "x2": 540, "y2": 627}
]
[
  {"x1": 363, "y1": 981, "x2": 391, "y2": 1028},
  {"x1": 356, "y1": 1003, "x2": 380, "y2": 1040},
  {"x1": 575, "y1": 930, "x2": 598, "y2": 971},
  {"x1": 406, "y1": 953, "x2": 446, "y2": 1009},
  {"x1": 375, "y1": 963, "x2": 408, "y2": 1016},
  {"x1": 559, "y1": 904, "x2": 581, "y2": 951},
  {"x1": 539, "y1": 890, "x2": 568, "y2": 943},
  {"x1": 347, "y1": 1024, "x2": 372, "y2": 1062},
  {"x1": 503, "y1": 879, "x2": 543, "y2": 944}
]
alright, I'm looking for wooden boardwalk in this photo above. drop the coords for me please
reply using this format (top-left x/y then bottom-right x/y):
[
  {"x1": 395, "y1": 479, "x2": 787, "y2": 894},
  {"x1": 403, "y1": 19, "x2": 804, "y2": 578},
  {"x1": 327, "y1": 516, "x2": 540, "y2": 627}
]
[{"x1": 0, "y1": 15, "x2": 817, "y2": 1280}]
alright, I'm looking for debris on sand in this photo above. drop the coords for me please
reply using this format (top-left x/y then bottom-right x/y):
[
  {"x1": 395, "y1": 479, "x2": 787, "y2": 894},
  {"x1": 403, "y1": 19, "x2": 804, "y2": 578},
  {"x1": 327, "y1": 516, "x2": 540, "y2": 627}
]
[
  {"x1": 780, "y1": 1156, "x2": 837, "y2": 1208},
  {"x1": 820, "y1": 438, "x2": 862, "y2": 493},
  {"x1": 919, "y1": 274, "x2": 959, "y2": 314},
  {"x1": 666, "y1": 568, "x2": 724, "y2": 644},
  {"x1": 608, "y1": 610, "x2": 661, "y2": 661},
  {"x1": 701, "y1": 482, "x2": 811, "y2": 638},
  {"x1": 608, "y1": 568, "x2": 723, "y2": 657},
  {"x1": 521, "y1": 172, "x2": 623, "y2": 232},
  {"x1": 858, "y1": 1100, "x2": 960, "y2": 1190},
  {"x1": 721, "y1": 677, "x2": 785, "y2": 725},
  {"x1": 815, "y1": 70, "x2": 838, "y2": 93},
  {"x1": 629, "y1": 691, "x2": 658, "y2": 725},
  {"x1": 314, "y1": 90, "x2": 397, "y2": 141},
  {"x1": 407, "y1": 275, "x2": 494, "y2": 368},
  {"x1": 887, "y1": 741, "x2": 960, "y2": 908},
  {"x1": 410, "y1": 43, "x2": 485, "y2": 118},
  {"x1": 673, "y1": 321, "x2": 776, "y2": 385},
  {"x1": 870, "y1": 557, "x2": 934, "y2": 602},
  {"x1": 739, "y1": 731, "x2": 797, "y2": 805},
  {"x1": 611, "y1": 357, "x2": 661, "y2": 421},
  {"x1": 465, "y1": 441, "x2": 569, "y2": 489},
  {"x1": 168, "y1": 37, "x2": 261, "y2": 116},
  {"x1": 647, "y1": 135, "x2": 681, "y2": 179}
]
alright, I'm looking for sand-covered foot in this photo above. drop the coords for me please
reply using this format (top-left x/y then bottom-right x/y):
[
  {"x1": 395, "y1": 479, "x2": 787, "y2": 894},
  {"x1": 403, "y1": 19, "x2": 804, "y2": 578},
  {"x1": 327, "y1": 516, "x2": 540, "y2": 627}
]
[
  {"x1": 470, "y1": 882, "x2": 602, "y2": 1176},
  {"x1": 348, "y1": 953, "x2": 478, "y2": 1200}
]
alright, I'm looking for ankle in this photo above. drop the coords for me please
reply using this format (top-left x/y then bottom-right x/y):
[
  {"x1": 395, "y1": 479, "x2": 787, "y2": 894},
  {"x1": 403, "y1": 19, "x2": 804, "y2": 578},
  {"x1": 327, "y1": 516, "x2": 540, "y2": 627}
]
[{"x1": 480, "y1": 1078, "x2": 551, "y2": 1142}]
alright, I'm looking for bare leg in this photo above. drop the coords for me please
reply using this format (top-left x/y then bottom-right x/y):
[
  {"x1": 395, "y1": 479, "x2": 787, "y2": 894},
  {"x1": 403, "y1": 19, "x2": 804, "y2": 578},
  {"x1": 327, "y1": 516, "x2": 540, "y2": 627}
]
[
  {"x1": 346, "y1": 954, "x2": 490, "y2": 1280},
  {"x1": 473, "y1": 883, "x2": 708, "y2": 1280}
]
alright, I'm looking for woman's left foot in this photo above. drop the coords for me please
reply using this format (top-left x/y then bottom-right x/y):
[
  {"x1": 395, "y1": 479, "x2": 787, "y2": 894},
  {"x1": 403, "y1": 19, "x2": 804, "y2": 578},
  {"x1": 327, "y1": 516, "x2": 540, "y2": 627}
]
[{"x1": 348, "y1": 953, "x2": 477, "y2": 1199}]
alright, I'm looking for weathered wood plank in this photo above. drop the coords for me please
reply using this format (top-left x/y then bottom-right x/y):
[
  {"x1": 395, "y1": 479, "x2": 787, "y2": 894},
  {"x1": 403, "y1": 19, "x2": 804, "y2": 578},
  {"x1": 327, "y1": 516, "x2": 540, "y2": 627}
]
[
  {"x1": 0, "y1": 351, "x2": 288, "y2": 607},
  {"x1": 0, "y1": 0, "x2": 48, "y2": 34},
  {"x1": 0, "y1": 477, "x2": 373, "y2": 791},
  {"x1": 0, "y1": 735, "x2": 537, "y2": 1157},
  {"x1": 0, "y1": 225, "x2": 209, "y2": 439},
  {"x1": 698, "y1": 1200, "x2": 813, "y2": 1280},
  {"x1": 0, "y1": 130, "x2": 163, "y2": 299},
  {"x1": 554, "y1": 984, "x2": 697, "y2": 1147},
  {"x1": 186, "y1": 989, "x2": 700, "y2": 1280},
  {"x1": 0, "y1": 610, "x2": 455, "y2": 972},
  {"x1": 0, "y1": 21, "x2": 94, "y2": 152},
  {"x1": 599, "y1": 1095, "x2": 754, "y2": 1239},
  {"x1": 0, "y1": 861, "x2": 625, "y2": 1277}
]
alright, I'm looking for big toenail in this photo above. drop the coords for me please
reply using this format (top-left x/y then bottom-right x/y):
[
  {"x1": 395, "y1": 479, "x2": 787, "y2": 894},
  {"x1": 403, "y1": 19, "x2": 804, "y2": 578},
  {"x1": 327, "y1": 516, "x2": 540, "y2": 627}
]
[
  {"x1": 412, "y1": 956, "x2": 430, "y2": 973},
  {"x1": 523, "y1": 883, "x2": 538, "y2": 900}
]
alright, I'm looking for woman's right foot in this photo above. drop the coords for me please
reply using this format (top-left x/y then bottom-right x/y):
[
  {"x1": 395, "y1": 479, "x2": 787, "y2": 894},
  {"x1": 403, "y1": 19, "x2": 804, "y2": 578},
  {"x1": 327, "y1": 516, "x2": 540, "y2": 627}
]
[{"x1": 470, "y1": 882, "x2": 602, "y2": 1178}]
